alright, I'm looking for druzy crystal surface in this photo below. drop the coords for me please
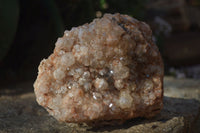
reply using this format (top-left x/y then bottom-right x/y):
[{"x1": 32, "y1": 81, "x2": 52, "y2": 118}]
[{"x1": 34, "y1": 13, "x2": 164, "y2": 124}]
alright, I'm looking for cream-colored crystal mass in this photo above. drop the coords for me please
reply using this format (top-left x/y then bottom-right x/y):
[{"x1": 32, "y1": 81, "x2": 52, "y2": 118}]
[{"x1": 34, "y1": 13, "x2": 164, "y2": 124}]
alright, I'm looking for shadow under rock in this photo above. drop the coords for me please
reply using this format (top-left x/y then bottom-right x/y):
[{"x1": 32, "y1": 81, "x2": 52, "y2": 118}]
[{"x1": 89, "y1": 96, "x2": 200, "y2": 132}]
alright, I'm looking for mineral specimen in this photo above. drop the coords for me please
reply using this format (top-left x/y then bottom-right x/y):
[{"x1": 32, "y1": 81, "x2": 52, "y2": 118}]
[{"x1": 34, "y1": 13, "x2": 164, "y2": 124}]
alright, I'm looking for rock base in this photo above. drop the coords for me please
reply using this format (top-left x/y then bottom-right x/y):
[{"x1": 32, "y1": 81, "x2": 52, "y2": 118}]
[
  {"x1": 0, "y1": 94, "x2": 199, "y2": 133},
  {"x1": 0, "y1": 77, "x2": 199, "y2": 132}
]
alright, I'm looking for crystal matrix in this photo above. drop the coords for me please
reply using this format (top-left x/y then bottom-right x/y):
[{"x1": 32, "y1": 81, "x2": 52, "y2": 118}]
[{"x1": 34, "y1": 13, "x2": 164, "y2": 124}]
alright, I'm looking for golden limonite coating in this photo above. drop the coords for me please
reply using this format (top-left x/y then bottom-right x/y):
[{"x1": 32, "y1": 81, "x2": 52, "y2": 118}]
[{"x1": 34, "y1": 13, "x2": 164, "y2": 124}]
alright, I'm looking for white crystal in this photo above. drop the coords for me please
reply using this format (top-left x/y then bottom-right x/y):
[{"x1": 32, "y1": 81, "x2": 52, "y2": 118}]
[
  {"x1": 53, "y1": 68, "x2": 65, "y2": 80},
  {"x1": 60, "y1": 52, "x2": 75, "y2": 67}
]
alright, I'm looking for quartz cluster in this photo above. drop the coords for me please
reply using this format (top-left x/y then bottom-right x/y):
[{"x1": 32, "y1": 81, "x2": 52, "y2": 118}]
[{"x1": 34, "y1": 13, "x2": 164, "y2": 124}]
